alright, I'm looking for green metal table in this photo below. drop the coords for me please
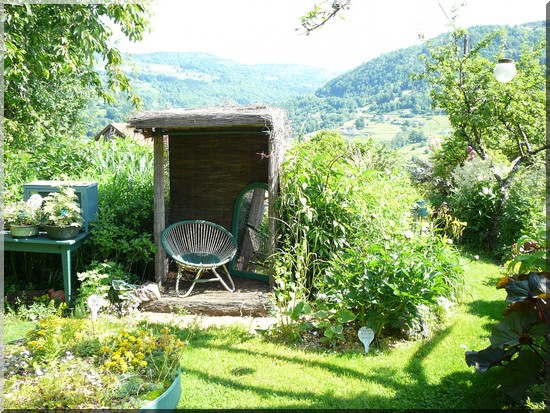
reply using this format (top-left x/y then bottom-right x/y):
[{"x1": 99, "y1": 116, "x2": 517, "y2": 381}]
[{"x1": 3, "y1": 231, "x2": 89, "y2": 304}]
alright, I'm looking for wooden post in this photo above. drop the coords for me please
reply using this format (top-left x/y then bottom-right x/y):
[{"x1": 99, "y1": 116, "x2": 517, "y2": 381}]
[
  {"x1": 153, "y1": 131, "x2": 167, "y2": 287},
  {"x1": 267, "y1": 134, "x2": 279, "y2": 290}
]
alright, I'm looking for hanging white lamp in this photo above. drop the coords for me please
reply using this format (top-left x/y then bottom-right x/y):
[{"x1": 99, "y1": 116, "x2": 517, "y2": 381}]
[{"x1": 493, "y1": 58, "x2": 517, "y2": 83}]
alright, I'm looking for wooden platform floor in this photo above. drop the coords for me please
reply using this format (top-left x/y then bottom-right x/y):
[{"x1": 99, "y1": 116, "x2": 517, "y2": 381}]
[{"x1": 139, "y1": 271, "x2": 272, "y2": 317}]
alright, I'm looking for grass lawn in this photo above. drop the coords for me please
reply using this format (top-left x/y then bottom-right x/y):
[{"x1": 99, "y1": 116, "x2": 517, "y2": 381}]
[
  {"x1": 172, "y1": 253, "x2": 509, "y2": 409},
  {"x1": 4, "y1": 253, "x2": 512, "y2": 409}
]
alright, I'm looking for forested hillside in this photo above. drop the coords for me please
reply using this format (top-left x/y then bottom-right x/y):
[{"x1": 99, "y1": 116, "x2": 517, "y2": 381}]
[
  {"x1": 283, "y1": 21, "x2": 545, "y2": 134},
  {"x1": 82, "y1": 52, "x2": 336, "y2": 137}
]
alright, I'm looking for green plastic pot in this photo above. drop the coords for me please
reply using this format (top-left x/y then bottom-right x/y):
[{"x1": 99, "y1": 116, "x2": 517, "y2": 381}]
[
  {"x1": 140, "y1": 369, "x2": 181, "y2": 411},
  {"x1": 45, "y1": 225, "x2": 81, "y2": 240},
  {"x1": 10, "y1": 225, "x2": 40, "y2": 238}
]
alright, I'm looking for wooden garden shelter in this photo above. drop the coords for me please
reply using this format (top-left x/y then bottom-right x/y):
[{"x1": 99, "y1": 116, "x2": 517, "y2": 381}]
[{"x1": 128, "y1": 105, "x2": 287, "y2": 289}]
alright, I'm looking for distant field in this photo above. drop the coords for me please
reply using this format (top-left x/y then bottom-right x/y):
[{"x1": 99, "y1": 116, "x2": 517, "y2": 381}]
[{"x1": 340, "y1": 113, "x2": 451, "y2": 160}]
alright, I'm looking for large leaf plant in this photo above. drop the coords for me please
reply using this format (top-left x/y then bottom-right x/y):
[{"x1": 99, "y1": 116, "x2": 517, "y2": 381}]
[{"x1": 465, "y1": 227, "x2": 548, "y2": 403}]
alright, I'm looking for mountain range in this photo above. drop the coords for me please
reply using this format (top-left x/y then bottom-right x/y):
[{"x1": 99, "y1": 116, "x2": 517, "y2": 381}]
[{"x1": 83, "y1": 21, "x2": 544, "y2": 137}]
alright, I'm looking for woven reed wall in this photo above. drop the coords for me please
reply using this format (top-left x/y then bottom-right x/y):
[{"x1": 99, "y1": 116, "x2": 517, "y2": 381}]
[{"x1": 168, "y1": 130, "x2": 269, "y2": 231}]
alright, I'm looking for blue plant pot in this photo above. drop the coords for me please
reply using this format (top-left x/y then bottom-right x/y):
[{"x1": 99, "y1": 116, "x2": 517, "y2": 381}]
[{"x1": 140, "y1": 369, "x2": 181, "y2": 411}]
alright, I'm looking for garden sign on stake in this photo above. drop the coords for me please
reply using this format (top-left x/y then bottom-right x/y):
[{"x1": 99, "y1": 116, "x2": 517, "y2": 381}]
[{"x1": 358, "y1": 327, "x2": 375, "y2": 354}]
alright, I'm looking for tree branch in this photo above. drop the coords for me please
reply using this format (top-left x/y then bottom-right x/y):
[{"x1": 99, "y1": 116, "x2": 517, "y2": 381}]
[{"x1": 299, "y1": 0, "x2": 352, "y2": 34}]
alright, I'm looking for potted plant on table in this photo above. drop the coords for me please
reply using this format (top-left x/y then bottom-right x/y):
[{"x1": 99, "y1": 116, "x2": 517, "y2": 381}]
[
  {"x1": 4, "y1": 196, "x2": 44, "y2": 238},
  {"x1": 42, "y1": 186, "x2": 84, "y2": 240}
]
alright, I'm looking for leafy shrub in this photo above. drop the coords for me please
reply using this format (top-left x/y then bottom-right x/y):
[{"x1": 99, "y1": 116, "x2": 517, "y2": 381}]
[
  {"x1": 276, "y1": 132, "x2": 416, "y2": 296},
  {"x1": 271, "y1": 131, "x2": 465, "y2": 344},
  {"x1": 498, "y1": 165, "x2": 546, "y2": 254},
  {"x1": 4, "y1": 136, "x2": 156, "y2": 289},
  {"x1": 447, "y1": 158, "x2": 499, "y2": 247},
  {"x1": 322, "y1": 231, "x2": 464, "y2": 337},
  {"x1": 446, "y1": 157, "x2": 545, "y2": 256},
  {"x1": 75, "y1": 261, "x2": 139, "y2": 316}
]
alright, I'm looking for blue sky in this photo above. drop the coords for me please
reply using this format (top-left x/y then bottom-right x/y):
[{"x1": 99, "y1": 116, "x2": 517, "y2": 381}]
[{"x1": 117, "y1": 0, "x2": 546, "y2": 72}]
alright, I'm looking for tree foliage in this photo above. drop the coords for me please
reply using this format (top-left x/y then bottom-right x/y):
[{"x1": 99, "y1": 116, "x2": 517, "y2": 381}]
[
  {"x1": 416, "y1": 25, "x2": 546, "y2": 252},
  {"x1": 4, "y1": 2, "x2": 151, "y2": 148}
]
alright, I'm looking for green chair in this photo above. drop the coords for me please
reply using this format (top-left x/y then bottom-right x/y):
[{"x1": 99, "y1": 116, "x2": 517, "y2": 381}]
[{"x1": 161, "y1": 220, "x2": 237, "y2": 297}]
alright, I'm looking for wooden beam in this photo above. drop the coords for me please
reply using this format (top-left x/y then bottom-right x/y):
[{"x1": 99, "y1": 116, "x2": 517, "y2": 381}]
[
  {"x1": 267, "y1": 136, "x2": 279, "y2": 289},
  {"x1": 153, "y1": 131, "x2": 167, "y2": 287}
]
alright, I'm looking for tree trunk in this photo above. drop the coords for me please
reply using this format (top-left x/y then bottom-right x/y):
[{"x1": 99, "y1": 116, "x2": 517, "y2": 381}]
[{"x1": 486, "y1": 189, "x2": 507, "y2": 252}]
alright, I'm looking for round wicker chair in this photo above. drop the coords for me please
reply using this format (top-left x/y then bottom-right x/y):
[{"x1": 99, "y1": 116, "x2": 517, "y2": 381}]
[{"x1": 161, "y1": 220, "x2": 237, "y2": 297}]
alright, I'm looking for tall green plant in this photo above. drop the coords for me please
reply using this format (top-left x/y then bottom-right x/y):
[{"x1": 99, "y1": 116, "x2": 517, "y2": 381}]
[
  {"x1": 276, "y1": 132, "x2": 413, "y2": 295},
  {"x1": 272, "y1": 132, "x2": 465, "y2": 344},
  {"x1": 82, "y1": 139, "x2": 156, "y2": 278}
]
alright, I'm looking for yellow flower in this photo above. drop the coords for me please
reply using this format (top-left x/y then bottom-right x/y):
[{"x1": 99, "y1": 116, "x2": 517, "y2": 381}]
[
  {"x1": 497, "y1": 276, "x2": 510, "y2": 289},
  {"x1": 118, "y1": 360, "x2": 128, "y2": 372},
  {"x1": 140, "y1": 360, "x2": 148, "y2": 367}
]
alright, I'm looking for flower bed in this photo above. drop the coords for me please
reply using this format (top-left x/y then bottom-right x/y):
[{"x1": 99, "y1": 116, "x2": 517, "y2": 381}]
[{"x1": 4, "y1": 315, "x2": 183, "y2": 409}]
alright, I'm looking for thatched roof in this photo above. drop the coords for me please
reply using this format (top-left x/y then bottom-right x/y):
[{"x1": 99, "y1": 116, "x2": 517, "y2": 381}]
[{"x1": 127, "y1": 105, "x2": 287, "y2": 133}]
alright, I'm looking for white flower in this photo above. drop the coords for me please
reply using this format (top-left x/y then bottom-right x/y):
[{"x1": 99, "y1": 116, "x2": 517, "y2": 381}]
[
  {"x1": 87, "y1": 294, "x2": 107, "y2": 320},
  {"x1": 27, "y1": 194, "x2": 44, "y2": 209},
  {"x1": 403, "y1": 230, "x2": 414, "y2": 239}
]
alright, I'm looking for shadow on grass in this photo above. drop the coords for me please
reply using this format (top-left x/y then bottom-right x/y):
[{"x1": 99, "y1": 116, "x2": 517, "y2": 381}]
[
  {"x1": 481, "y1": 274, "x2": 505, "y2": 288},
  {"x1": 467, "y1": 298, "x2": 507, "y2": 318},
  {"x1": 143, "y1": 320, "x2": 508, "y2": 409},
  {"x1": 465, "y1": 299, "x2": 508, "y2": 333}
]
